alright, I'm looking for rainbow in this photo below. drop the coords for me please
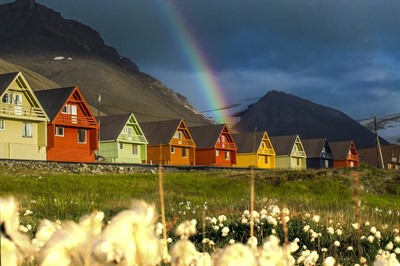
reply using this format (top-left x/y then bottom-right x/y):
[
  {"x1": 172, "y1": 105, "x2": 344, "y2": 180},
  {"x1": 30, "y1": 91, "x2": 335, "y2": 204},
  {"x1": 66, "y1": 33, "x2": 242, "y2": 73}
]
[{"x1": 156, "y1": 1, "x2": 234, "y2": 125}]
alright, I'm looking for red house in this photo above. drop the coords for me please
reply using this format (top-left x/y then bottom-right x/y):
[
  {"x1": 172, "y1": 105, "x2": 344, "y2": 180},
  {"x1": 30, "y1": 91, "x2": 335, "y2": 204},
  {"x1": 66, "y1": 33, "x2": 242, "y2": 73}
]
[
  {"x1": 330, "y1": 140, "x2": 360, "y2": 168},
  {"x1": 189, "y1": 124, "x2": 237, "y2": 167},
  {"x1": 35, "y1": 87, "x2": 98, "y2": 162}
]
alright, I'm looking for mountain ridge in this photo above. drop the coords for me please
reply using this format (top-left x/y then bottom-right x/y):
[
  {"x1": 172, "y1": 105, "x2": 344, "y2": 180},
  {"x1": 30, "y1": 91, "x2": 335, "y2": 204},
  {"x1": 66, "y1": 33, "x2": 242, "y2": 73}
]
[
  {"x1": 234, "y1": 90, "x2": 389, "y2": 149},
  {"x1": 0, "y1": 0, "x2": 212, "y2": 126}
]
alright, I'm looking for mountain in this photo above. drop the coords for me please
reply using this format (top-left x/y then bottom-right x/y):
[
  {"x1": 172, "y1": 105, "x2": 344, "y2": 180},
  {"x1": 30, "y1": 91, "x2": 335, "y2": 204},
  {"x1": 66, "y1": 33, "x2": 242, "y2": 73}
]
[
  {"x1": 0, "y1": 0, "x2": 212, "y2": 126},
  {"x1": 359, "y1": 114, "x2": 400, "y2": 146},
  {"x1": 233, "y1": 90, "x2": 389, "y2": 149}
]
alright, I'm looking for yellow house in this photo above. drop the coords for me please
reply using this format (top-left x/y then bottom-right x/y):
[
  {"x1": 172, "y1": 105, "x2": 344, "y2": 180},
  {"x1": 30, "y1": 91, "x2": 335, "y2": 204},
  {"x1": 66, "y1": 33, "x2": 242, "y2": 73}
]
[
  {"x1": 0, "y1": 72, "x2": 49, "y2": 160},
  {"x1": 232, "y1": 131, "x2": 276, "y2": 168}
]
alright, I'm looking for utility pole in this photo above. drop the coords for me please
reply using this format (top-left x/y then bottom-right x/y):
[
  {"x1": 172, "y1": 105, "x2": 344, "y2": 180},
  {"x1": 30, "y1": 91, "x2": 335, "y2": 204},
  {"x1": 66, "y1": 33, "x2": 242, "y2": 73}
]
[
  {"x1": 97, "y1": 94, "x2": 101, "y2": 158},
  {"x1": 374, "y1": 114, "x2": 385, "y2": 169}
]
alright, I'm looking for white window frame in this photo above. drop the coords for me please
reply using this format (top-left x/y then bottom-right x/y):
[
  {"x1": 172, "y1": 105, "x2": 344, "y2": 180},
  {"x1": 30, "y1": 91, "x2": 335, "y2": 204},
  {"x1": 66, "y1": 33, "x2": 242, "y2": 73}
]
[
  {"x1": 119, "y1": 142, "x2": 124, "y2": 150},
  {"x1": 22, "y1": 122, "x2": 33, "y2": 138},
  {"x1": 0, "y1": 119, "x2": 5, "y2": 130},
  {"x1": 55, "y1": 126, "x2": 64, "y2": 137},
  {"x1": 171, "y1": 146, "x2": 175, "y2": 154},
  {"x1": 132, "y1": 144, "x2": 138, "y2": 155},
  {"x1": 216, "y1": 150, "x2": 219, "y2": 156},
  {"x1": 174, "y1": 131, "x2": 182, "y2": 139},
  {"x1": 182, "y1": 147, "x2": 187, "y2": 158},
  {"x1": 77, "y1": 129, "x2": 86, "y2": 144},
  {"x1": 225, "y1": 151, "x2": 230, "y2": 160},
  {"x1": 15, "y1": 94, "x2": 22, "y2": 105}
]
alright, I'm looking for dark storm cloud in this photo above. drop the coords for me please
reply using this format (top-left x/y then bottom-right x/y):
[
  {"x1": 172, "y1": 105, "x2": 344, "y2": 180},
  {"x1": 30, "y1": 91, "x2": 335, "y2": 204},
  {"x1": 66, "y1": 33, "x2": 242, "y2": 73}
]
[{"x1": 1, "y1": 0, "x2": 398, "y2": 119}]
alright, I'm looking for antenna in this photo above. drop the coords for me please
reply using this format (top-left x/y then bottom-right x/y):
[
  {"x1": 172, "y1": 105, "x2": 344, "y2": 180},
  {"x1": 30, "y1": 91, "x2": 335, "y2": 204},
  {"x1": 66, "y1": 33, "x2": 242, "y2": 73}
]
[
  {"x1": 373, "y1": 114, "x2": 385, "y2": 169},
  {"x1": 97, "y1": 94, "x2": 102, "y2": 157}
]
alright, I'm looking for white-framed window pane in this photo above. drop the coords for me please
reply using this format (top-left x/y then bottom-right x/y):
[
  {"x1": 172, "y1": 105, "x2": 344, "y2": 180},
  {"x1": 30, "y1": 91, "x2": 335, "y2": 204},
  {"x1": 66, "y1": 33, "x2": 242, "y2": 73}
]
[
  {"x1": 62, "y1": 105, "x2": 67, "y2": 114},
  {"x1": 132, "y1": 144, "x2": 138, "y2": 155},
  {"x1": 15, "y1": 94, "x2": 22, "y2": 105},
  {"x1": 71, "y1": 105, "x2": 77, "y2": 115},
  {"x1": 0, "y1": 119, "x2": 5, "y2": 130},
  {"x1": 171, "y1": 146, "x2": 175, "y2": 153},
  {"x1": 119, "y1": 143, "x2": 124, "y2": 150},
  {"x1": 225, "y1": 151, "x2": 230, "y2": 160},
  {"x1": 56, "y1": 126, "x2": 64, "y2": 136},
  {"x1": 216, "y1": 150, "x2": 219, "y2": 156},
  {"x1": 22, "y1": 122, "x2": 33, "y2": 138},
  {"x1": 78, "y1": 129, "x2": 86, "y2": 143},
  {"x1": 182, "y1": 148, "x2": 187, "y2": 158}
]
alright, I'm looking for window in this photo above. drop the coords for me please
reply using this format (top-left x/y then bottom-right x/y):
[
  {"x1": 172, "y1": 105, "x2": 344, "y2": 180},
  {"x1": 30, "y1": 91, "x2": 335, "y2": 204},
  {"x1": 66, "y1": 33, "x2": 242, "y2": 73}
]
[
  {"x1": 171, "y1": 146, "x2": 175, "y2": 153},
  {"x1": 22, "y1": 122, "x2": 33, "y2": 138},
  {"x1": 225, "y1": 151, "x2": 230, "y2": 160},
  {"x1": 216, "y1": 150, "x2": 219, "y2": 156},
  {"x1": 265, "y1": 156, "x2": 269, "y2": 164},
  {"x1": 0, "y1": 119, "x2": 4, "y2": 130},
  {"x1": 15, "y1": 94, "x2": 22, "y2": 105},
  {"x1": 77, "y1": 129, "x2": 86, "y2": 143},
  {"x1": 261, "y1": 142, "x2": 265, "y2": 148},
  {"x1": 182, "y1": 148, "x2": 187, "y2": 158},
  {"x1": 119, "y1": 143, "x2": 124, "y2": 150},
  {"x1": 123, "y1": 126, "x2": 132, "y2": 135},
  {"x1": 132, "y1": 144, "x2": 138, "y2": 155},
  {"x1": 174, "y1": 131, "x2": 182, "y2": 138},
  {"x1": 2, "y1": 94, "x2": 8, "y2": 103},
  {"x1": 55, "y1": 126, "x2": 64, "y2": 136},
  {"x1": 296, "y1": 158, "x2": 300, "y2": 166},
  {"x1": 62, "y1": 104, "x2": 69, "y2": 114}
]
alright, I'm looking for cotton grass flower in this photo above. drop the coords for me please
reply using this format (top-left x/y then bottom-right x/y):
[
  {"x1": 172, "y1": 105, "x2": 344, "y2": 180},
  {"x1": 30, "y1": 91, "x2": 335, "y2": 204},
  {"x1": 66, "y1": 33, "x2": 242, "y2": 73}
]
[
  {"x1": 176, "y1": 220, "x2": 196, "y2": 239},
  {"x1": 323, "y1": 256, "x2": 336, "y2": 266},
  {"x1": 0, "y1": 197, "x2": 33, "y2": 265},
  {"x1": 213, "y1": 243, "x2": 257, "y2": 266}
]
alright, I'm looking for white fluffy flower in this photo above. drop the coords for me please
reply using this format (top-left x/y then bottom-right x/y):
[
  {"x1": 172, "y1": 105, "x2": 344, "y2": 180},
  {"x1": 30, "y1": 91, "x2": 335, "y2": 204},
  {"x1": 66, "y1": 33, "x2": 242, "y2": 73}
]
[
  {"x1": 213, "y1": 243, "x2": 257, "y2": 266},
  {"x1": 221, "y1": 226, "x2": 230, "y2": 237},
  {"x1": 323, "y1": 256, "x2": 336, "y2": 266},
  {"x1": 312, "y1": 215, "x2": 320, "y2": 223}
]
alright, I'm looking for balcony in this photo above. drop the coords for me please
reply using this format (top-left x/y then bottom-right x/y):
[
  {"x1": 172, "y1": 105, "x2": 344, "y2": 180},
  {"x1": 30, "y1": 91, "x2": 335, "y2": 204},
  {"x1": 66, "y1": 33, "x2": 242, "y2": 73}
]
[
  {"x1": 347, "y1": 154, "x2": 359, "y2": 161},
  {"x1": 292, "y1": 150, "x2": 306, "y2": 157},
  {"x1": 215, "y1": 142, "x2": 236, "y2": 150},
  {"x1": 119, "y1": 134, "x2": 147, "y2": 143},
  {"x1": 259, "y1": 148, "x2": 275, "y2": 154},
  {"x1": 170, "y1": 138, "x2": 195, "y2": 147},
  {"x1": 56, "y1": 114, "x2": 97, "y2": 127},
  {"x1": 0, "y1": 104, "x2": 46, "y2": 120}
]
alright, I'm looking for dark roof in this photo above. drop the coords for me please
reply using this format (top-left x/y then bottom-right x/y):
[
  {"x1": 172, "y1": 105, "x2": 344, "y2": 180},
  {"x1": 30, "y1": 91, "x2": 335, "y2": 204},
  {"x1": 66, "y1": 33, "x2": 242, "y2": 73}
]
[
  {"x1": 140, "y1": 119, "x2": 182, "y2": 145},
  {"x1": 35, "y1": 87, "x2": 75, "y2": 121},
  {"x1": 0, "y1": 72, "x2": 19, "y2": 95},
  {"x1": 100, "y1": 113, "x2": 132, "y2": 141},
  {"x1": 269, "y1": 135, "x2": 298, "y2": 156},
  {"x1": 330, "y1": 141, "x2": 353, "y2": 160},
  {"x1": 189, "y1": 124, "x2": 226, "y2": 149},
  {"x1": 232, "y1": 132, "x2": 266, "y2": 153},
  {"x1": 302, "y1": 138, "x2": 328, "y2": 158}
]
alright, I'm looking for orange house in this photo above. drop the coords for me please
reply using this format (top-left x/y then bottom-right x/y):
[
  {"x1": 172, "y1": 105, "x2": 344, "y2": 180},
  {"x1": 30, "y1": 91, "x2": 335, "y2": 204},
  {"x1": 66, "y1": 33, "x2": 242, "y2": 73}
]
[
  {"x1": 330, "y1": 140, "x2": 360, "y2": 168},
  {"x1": 35, "y1": 87, "x2": 98, "y2": 162},
  {"x1": 189, "y1": 124, "x2": 237, "y2": 167},
  {"x1": 140, "y1": 119, "x2": 196, "y2": 165}
]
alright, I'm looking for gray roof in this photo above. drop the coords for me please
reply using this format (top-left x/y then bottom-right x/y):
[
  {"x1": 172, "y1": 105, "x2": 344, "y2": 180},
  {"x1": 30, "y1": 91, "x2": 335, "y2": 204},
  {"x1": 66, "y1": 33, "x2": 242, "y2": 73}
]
[
  {"x1": 189, "y1": 124, "x2": 227, "y2": 149},
  {"x1": 100, "y1": 113, "x2": 132, "y2": 141},
  {"x1": 140, "y1": 119, "x2": 182, "y2": 145},
  {"x1": 330, "y1": 141, "x2": 354, "y2": 160},
  {"x1": 302, "y1": 138, "x2": 329, "y2": 158},
  {"x1": 232, "y1": 132, "x2": 266, "y2": 153},
  {"x1": 269, "y1": 135, "x2": 298, "y2": 156},
  {"x1": 0, "y1": 72, "x2": 19, "y2": 96},
  {"x1": 35, "y1": 87, "x2": 75, "y2": 121}
]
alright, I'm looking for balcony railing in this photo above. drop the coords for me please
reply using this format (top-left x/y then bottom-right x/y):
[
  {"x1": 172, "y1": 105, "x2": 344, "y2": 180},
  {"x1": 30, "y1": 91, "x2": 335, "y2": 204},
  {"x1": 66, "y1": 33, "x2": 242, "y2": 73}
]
[
  {"x1": 56, "y1": 114, "x2": 97, "y2": 127},
  {"x1": 347, "y1": 154, "x2": 359, "y2": 161},
  {"x1": 170, "y1": 138, "x2": 195, "y2": 146},
  {"x1": 292, "y1": 150, "x2": 306, "y2": 157},
  {"x1": 119, "y1": 134, "x2": 147, "y2": 143},
  {"x1": 0, "y1": 104, "x2": 46, "y2": 120},
  {"x1": 259, "y1": 148, "x2": 275, "y2": 154},
  {"x1": 215, "y1": 142, "x2": 236, "y2": 150}
]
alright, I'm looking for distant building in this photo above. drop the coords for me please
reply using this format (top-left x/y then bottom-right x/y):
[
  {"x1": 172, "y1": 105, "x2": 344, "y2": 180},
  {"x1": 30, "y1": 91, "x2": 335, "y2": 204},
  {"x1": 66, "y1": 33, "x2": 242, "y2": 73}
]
[
  {"x1": 358, "y1": 144, "x2": 400, "y2": 170},
  {"x1": 232, "y1": 131, "x2": 276, "y2": 169},
  {"x1": 302, "y1": 138, "x2": 333, "y2": 169},
  {"x1": 270, "y1": 135, "x2": 307, "y2": 170},
  {"x1": 330, "y1": 141, "x2": 359, "y2": 168}
]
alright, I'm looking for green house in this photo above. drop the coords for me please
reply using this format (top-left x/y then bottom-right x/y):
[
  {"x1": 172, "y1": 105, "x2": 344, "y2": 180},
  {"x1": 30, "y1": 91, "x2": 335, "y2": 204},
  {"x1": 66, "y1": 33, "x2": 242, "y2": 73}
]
[
  {"x1": 0, "y1": 72, "x2": 49, "y2": 160},
  {"x1": 99, "y1": 113, "x2": 147, "y2": 163},
  {"x1": 270, "y1": 135, "x2": 307, "y2": 169}
]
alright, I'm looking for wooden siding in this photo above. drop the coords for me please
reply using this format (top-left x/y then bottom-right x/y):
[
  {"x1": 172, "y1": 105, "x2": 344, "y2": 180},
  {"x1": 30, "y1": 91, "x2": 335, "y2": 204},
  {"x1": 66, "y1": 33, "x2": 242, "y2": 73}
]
[
  {"x1": 100, "y1": 141, "x2": 146, "y2": 163},
  {"x1": 146, "y1": 144, "x2": 195, "y2": 165}
]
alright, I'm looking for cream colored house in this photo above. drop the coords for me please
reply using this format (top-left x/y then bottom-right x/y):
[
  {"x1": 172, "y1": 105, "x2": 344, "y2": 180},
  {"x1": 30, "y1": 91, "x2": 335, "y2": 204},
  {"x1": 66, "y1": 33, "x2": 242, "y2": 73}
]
[{"x1": 0, "y1": 72, "x2": 48, "y2": 160}]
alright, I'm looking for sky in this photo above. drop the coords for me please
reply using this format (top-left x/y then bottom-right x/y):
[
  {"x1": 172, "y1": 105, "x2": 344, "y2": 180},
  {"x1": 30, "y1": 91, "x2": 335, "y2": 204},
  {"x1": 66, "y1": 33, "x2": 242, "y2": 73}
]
[{"x1": 2, "y1": 0, "x2": 399, "y2": 123}]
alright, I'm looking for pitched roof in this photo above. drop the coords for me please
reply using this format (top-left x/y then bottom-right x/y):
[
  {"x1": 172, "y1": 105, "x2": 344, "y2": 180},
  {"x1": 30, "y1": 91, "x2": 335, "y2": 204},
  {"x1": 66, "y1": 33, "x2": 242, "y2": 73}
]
[
  {"x1": 269, "y1": 135, "x2": 298, "y2": 156},
  {"x1": 0, "y1": 72, "x2": 19, "y2": 95},
  {"x1": 100, "y1": 113, "x2": 132, "y2": 141},
  {"x1": 330, "y1": 141, "x2": 354, "y2": 160},
  {"x1": 232, "y1": 132, "x2": 266, "y2": 153},
  {"x1": 35, "y1": 87, "x2": 75, "y2": 121},
  {"x1": 302, "y1": 138, "x2": 328, "y2": 158},
  {"x1": 189, "y1": 124, "x2": 226, "y2": 149},
  {"x1": 140, "y1": 119, "x2": 182, "y2": 145}
]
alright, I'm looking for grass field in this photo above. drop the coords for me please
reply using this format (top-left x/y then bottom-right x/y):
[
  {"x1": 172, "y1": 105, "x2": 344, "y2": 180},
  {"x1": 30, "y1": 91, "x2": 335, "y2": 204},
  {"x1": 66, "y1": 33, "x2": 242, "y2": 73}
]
[{"x1": 1, "y1": 163, "x2": 399, "y2": 265}]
